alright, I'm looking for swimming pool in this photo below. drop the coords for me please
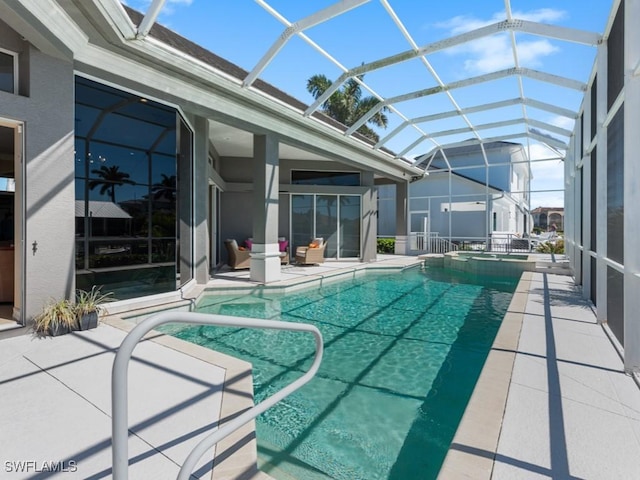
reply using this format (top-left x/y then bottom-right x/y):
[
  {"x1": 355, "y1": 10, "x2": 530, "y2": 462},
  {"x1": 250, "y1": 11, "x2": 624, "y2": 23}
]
[{"x1": 160, "y1": 266, "x2": 518, "y2": 479}]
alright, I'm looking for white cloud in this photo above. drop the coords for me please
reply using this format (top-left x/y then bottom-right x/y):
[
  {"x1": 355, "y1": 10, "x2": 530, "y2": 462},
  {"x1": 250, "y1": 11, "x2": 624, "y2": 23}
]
[
  {"x1": 460, "y1": 37, "x2": 558, "y2": 73},
  {"x1": 530, "y1": 190, "x2": 564, "y2": 208},
  {"x1": 513, "y1": 8, "x2": 567, "y2": 24},
  {"x1": 436, "y1": 8, "x2": 565, "y2": 75},
  {"x1": 548, "y1": 115, "x2": 575, "y2": 131},
  {"x1": 527, "y1": 142, "x2": 565, "y2": 208},
  {"x1": 436, "y1": 9, "x2": 566, "y2": 35}
]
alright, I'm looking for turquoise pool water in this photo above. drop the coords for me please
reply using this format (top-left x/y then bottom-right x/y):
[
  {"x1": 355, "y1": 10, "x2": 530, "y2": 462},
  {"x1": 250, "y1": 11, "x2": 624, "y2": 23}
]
[{"x1": 160, "y1": 266, "x2": 517, "y2": 479}]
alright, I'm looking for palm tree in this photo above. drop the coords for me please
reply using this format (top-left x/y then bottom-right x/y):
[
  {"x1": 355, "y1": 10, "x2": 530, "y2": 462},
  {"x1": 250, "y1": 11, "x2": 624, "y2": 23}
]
[
  {"x1": 306, "y1": 74, "x2": 389, "y2": 142},
  {"x1": 88, "y1": 165, "x2": 135, "y2": 203},
  {"x1": 151, "y1": 174, "x2": 176, "y2": 202}
]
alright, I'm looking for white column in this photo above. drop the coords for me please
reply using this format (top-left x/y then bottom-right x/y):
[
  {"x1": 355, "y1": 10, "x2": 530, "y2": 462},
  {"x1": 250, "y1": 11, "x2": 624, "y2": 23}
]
[
  {"x1": 250, "y1": 134, "x2": 281, "y2": 283},
  {"x1": 395, "y1": 180, "x2": 409, "y2": 254},
  {"x1": 623, "y1": 0, "x2": 640, "y2": 373},
  {"x1": 193, "y1": 116, "x2": 210, "y2": 284}
]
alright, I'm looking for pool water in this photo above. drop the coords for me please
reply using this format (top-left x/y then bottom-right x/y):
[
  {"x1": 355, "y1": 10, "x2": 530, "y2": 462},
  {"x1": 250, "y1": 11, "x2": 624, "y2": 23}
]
[{"x1": 160, "y1": 266, "x2": 517, "y2": 480}]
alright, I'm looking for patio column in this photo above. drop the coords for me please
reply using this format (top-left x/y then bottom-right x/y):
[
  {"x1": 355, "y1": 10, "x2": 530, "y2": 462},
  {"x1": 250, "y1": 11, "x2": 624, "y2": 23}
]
[
  {"x1": 193, "y1": 115, "x2": 209, "y2": 284},
  {"x1": 250, "y1": 134, "x2": 281, "y2": 283},
  {"x1": 395, "y1": 180, "x2": 409, "y2": 254}
]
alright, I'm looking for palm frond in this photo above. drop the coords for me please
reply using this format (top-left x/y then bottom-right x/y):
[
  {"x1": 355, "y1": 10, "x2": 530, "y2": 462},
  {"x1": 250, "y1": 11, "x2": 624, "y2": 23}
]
[{"x1": 307, "y1": 72, "x2": 389, "y2": 142}]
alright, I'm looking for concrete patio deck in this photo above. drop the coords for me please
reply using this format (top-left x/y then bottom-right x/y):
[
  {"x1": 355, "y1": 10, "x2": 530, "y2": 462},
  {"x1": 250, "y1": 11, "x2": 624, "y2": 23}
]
[
  {"x1": 0, "y1": 320, "x2": 266, "y2": 479},
  {"x1": 1, "y1": 254, "x2": 638, "y2": 479},
  {"x1": 439, "y1": 269, "x2": 640, "y2": 479}
]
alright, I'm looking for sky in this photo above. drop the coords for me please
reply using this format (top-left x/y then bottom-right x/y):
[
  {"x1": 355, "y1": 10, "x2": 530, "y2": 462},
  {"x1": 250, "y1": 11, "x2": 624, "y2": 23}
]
[{"x1": 122, "y1": 0, "x2": 614, "y2": 208}]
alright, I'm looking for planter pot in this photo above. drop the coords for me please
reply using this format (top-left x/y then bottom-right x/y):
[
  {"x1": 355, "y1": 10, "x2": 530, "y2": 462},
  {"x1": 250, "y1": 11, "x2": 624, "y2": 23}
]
[
  {"x1": 49, "y1": 324, "x2": 71, "y2": 337},
  {"x1": 79, "y1": 311, "x2": 99, "y2": 331}
]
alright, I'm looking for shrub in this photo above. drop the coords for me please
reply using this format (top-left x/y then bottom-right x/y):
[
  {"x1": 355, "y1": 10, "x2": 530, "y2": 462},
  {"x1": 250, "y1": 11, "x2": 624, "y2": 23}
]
[
  {"x1": 34, "y1": 298, "x2": 77, "y2": 335},
  {"x1": 377, "y1": 237, "x2": 395, "y2": 254},
  {"x1": 536, "y1": 239, "x2": 564, "y2": 254}
]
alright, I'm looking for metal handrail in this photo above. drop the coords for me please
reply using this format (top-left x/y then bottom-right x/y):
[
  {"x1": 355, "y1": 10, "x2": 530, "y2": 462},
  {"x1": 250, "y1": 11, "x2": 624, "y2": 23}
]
[{"x1": 111, "y1": 311, "x2": 323, "y2": 480}]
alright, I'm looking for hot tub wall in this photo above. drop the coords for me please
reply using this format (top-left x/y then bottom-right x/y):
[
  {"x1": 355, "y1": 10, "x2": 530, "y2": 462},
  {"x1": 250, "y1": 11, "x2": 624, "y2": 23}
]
[{"x1": 443, "y1": 252, "x2": 536, "y2": 278}]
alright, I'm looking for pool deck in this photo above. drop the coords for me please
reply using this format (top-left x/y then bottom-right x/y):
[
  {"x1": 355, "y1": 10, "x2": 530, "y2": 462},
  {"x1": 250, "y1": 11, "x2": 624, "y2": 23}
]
[
  {"x1": 0, "y1": 254, "x2": 639, "y2": 479},
  {"x1": 438, "y1": 268, "x2": 640, "y2": 479}
]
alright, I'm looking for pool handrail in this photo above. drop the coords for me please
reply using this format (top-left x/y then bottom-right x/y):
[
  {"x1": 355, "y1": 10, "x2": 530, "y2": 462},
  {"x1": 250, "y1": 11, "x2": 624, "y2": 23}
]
[{"x1": 111, "y1": 311, "x2": 324, "y2": 480}]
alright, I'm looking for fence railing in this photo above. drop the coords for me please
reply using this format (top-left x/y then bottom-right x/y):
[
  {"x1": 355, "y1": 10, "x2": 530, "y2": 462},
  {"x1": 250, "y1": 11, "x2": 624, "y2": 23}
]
[
  {"x1": 409, "y1": 233, "x2": 546, "y2": 254},
  {"x1": 409, "y1": 232, "x2": 459, "y2": 254},
  {"x1": 111, "y1": 311, "x2": 323, "y2": 480}
]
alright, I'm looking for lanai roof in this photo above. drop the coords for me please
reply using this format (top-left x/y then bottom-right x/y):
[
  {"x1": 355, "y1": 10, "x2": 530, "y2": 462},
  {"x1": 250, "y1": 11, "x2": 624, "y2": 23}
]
[{"x1": 117, "y1": 0, "x2": 611, "y2": 168}]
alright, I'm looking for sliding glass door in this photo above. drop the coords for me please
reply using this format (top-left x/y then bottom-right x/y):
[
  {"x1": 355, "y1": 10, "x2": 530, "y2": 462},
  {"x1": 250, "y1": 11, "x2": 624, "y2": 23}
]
[
  {"x1": 291, "y1": 195, "x2": 314, "y2": 257},
  {"x1": 339, "y1": 195, "x2": 360, "y2": 258},
  {"x1": 291, "y1": 194, "x2": 361, "y2": 259},
  {"x1": 316, "y1": 195, "x2": 338, "y2": 258}
]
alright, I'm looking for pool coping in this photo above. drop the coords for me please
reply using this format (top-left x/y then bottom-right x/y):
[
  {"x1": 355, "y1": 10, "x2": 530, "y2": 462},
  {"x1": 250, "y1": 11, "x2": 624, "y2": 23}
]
[
  {"x1": 102, "y1": 315, "x2": 269, "y2": 480},
  {"x1": 205, "y1": 258, "x2": 424, "y2": 296},
  {"x1": 436, "y1": 270, "x2": 531, "y2": 479}
]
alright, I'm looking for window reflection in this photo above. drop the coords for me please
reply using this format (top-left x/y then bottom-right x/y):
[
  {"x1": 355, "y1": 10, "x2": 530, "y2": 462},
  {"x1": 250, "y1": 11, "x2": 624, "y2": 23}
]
[
  {"x1": 316, "y1": 195, "x2": 338, "y2": 258},
  {"x1": 291, "y1": 195, "x2": 314, "y2": 255},
  {"x1": 291, "y1": 170, "x2": 360, "y2": 186},
  {"x1": 74, "y1": 77, "x2": 188, "y2": 300},
  {"x1": 339, "y1": 196, "x2": 361, "y2": 258}
]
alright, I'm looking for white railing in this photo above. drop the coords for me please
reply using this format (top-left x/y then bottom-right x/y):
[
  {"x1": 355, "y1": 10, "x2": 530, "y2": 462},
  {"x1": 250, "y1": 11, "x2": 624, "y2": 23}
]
[
  {"x1": 111, "y1": 311, "x2": 323, "y2": 480},
  {"x1": 488, "y1": 233, "x2": 532, "y2": 253},
  {"x1": 409, "y1": 232, "x2": 459, "y2": 254}
]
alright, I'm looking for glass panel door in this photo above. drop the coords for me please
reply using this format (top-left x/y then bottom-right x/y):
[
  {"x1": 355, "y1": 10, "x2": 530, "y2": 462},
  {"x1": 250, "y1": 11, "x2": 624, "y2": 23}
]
[
  {"x1": 316, "y1": 195, "x2": 338, "y2": 258},
  {"x1": 291, "y1": 195, "x2": 314, "y2": 254},
  {"x1": 339, "y1": 195, "x2": 360, "y2": 258},
  {"x1": 291, "y1": 194, "x2": 362, "y2": 260}
]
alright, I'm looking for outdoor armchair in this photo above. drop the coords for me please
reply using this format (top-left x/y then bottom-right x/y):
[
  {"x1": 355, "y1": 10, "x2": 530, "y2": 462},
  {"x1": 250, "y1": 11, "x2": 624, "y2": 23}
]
[
  {"x1": 295, "y1": 238, "x2": 326, "y2": 265},
  {"x1": 224, "y1": 239, "x2": 251, "y2": 269}
]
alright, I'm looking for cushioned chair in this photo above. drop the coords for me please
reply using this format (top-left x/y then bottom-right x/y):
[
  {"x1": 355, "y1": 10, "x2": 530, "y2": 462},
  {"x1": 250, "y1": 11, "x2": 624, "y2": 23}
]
[
  {"x1": 278, "y1": 237, "x2": 290, "y2": 265},
  {"x1": 225, "y1": 239, "x2": 251, "y2": 269},
  {"x1": 295, "y1": 238, "x2": 326, "y2": 265}
]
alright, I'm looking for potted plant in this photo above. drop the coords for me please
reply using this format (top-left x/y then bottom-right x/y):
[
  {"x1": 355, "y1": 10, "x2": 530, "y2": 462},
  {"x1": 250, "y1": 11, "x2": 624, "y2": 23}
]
[
  {"x1": 75, "y1": 286, "x2": 112, "y2": 330},
  {"x1": 34, "y1": 298, "x2": 77, "y2": 337}
]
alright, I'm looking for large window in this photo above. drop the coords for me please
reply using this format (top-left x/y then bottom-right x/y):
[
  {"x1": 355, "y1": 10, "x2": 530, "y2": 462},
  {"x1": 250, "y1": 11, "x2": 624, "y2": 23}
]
[
  {"x1": 291, "y1": 170, "x2": 360, "y2": 186},
  {"x1": 0, "y1": 50, "x2": 16, "y2": 94},
  {"x1": 74, "y1": 77, "x2": 192, "y2": 300}
]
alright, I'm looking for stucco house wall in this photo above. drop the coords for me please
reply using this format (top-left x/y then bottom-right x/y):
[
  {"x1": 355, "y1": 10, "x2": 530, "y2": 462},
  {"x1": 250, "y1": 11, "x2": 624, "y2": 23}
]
[{"x1": 0, "y1": 21, "x2": 75, "y2": 321}]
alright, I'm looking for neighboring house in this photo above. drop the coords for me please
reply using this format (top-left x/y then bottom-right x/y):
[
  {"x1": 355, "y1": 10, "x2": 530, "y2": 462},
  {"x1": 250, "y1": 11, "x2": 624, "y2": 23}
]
[
  {"x1": 531, "y1": 206, "x2": 564, "y2": 231},
  {"x1": 378, "y1": 141, "x2": 531, "y2": 251},
  {"x1": 0, "y1": 2, "x2": 421, "y2": 327}
]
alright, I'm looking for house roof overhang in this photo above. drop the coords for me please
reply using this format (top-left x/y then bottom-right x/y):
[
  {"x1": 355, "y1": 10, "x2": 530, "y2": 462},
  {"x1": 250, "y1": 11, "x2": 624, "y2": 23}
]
[{"x1": 0, "y1": 0, "x2": 424, "y2": 182}]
